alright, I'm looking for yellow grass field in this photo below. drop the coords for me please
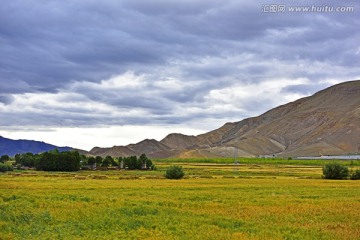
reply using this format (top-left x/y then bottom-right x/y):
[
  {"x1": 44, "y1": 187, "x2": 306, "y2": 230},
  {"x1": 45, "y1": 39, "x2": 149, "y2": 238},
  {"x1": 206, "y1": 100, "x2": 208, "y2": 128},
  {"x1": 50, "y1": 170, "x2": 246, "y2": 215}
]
[{"x1": 1, "y1": 163, "x2": 359, "y2": 239}]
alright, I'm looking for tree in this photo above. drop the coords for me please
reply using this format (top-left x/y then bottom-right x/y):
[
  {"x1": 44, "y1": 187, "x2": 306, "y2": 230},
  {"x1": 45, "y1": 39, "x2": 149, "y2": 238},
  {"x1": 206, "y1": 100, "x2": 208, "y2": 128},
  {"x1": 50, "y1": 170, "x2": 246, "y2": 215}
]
[
  {"x1": 139, "y1": 153, "x2": 153, "y2": 169},
  {"x1": 16, "y1": 153, "x2": 35, "y2": 167},
  {"x1": 95, "y1": 156, "x2": 103, "y2": 166},
  {"x1": 323, "y1": 163, "x2": 349, "y2": 179},
  {"x1": 118, "y1": 157, "x2": 124, "y2": 168},
  {"x1": 0, "y1": 155, "x2": 10, "y2": 163},
  {"x1": 123, "y1": 156, "x2": 142, "y2": 170},
  {"x1": 35, "y1": 152, "x2": 56, "y2": 171},
  {"x1": 59, "y1": 151, "x2": 81, "y2": 171},
  {"x1": 88, "y1": 156, "x2": 96, "y2": 168},
  {"x1": 102, "y1": 156, "x2": 113, "y2": 167},
  {"x1": 165, "y1": 165, "x2": 185, "y2": 179},
  {"x1": 110, "y1": 157, "x2": 118, "y2": 166},
  {"x1": 80, "y1": 154, "x2": 88, "y2": 166},
  {"x1": 119, "y1": 155, "x2": 154, "y2": 170},
  {"x1": 15, "y1": 154, "x2": 21, "y2": 164},
  {"x1": 34, "y1": 150, "x2": 80, "y2": 172}
]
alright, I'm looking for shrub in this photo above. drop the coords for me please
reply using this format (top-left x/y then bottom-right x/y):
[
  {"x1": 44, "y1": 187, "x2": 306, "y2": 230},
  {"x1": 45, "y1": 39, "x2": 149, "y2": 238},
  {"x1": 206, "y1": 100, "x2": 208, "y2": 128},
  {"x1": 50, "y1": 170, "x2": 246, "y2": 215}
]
[
  {"x1": 0, "y1": 163, "x2": 13, "y2": 172},
  {"x1": 7, "y1": 164, "x2": 13, "y2": 171},
  {"x1": 322, "y1": 163, "x2": 349, "y2": 179},
  {"x1": 165, "y1": 165, "x2": 185, "y2": 179},
  {"x1": 350, "y1": 169, "x2": 360, "y2": 180},
  {"x1": 0, "y1": 163, "x2": 8, "y2": 172}
]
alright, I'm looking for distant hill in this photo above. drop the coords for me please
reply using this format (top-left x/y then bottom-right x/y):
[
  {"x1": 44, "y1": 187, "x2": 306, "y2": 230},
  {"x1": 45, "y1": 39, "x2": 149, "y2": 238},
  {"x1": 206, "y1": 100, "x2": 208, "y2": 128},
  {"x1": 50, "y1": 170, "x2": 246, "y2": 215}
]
[
  {"x1": 0, "y1": 136, "x2": 72, "y2": 156},
  {"x1": 89, "y1": 139, "x2": 178, "y2": 158},
  {"x1": 90, "y1": 80, "x2": 360, "y2": 158}
]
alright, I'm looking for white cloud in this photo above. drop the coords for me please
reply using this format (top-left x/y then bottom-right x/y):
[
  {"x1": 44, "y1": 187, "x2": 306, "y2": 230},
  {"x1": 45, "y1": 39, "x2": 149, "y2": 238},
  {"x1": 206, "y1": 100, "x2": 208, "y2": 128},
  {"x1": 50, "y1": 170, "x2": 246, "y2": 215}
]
[
  {"x1": 152, "y1": 78, "x2": 186, "y2": 91},
  {"x1": 4, "y1": 92, "x2": 116, "y2": 115},
  {"x1": 70, "y1": 71, "x2": 146, "y2": 91},
  {"x1": 204, "y1": 78, "x2": 309, "y2": 113},
  {"x1": 0, "y1": 125, "x2": 205, "y2": 151},
  {"x1": 99, "y1": 72, "x2": 146, "y2": 89}
]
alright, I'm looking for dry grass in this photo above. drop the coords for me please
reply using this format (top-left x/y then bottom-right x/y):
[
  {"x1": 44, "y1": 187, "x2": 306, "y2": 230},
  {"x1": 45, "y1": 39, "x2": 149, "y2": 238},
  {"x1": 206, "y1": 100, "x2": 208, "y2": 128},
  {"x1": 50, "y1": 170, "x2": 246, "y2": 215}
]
[{"x1": 0, "y1": 164, "x2": 359, "y2": 239}]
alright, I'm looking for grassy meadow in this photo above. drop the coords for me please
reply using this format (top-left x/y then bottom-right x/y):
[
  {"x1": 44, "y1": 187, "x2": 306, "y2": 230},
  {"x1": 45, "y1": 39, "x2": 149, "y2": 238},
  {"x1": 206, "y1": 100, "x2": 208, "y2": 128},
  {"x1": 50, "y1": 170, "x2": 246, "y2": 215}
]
[{"x1": 1, "y1": 160, "x2": 359, "y2": 239}]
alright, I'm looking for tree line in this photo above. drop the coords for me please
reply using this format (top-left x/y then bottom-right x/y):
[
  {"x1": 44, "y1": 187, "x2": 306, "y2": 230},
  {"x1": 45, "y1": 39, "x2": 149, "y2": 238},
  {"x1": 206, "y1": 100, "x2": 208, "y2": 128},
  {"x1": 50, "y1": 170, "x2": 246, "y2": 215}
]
[
  {"x1": 11, "y1": 149, "x2": 81, "y2": 171},
  {"x1": 2, "y1": 150, "x2": 154, "y2": 172},
  {"x1": 80, "y1": 153, "x2": 154, "y2": 170}
]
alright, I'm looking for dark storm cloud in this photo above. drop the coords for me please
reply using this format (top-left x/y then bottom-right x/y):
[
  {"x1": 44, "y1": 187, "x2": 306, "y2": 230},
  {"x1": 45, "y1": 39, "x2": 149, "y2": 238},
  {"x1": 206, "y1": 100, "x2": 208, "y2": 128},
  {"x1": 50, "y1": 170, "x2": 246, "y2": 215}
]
[{"x1": 1, "y1": 0, "x2": 360, "y2": 130}]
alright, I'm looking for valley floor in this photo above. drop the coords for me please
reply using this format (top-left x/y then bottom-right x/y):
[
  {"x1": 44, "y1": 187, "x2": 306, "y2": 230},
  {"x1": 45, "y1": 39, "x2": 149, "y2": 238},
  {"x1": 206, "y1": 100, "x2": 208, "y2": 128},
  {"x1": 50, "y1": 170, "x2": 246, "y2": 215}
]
[{"x1": 0, "y1": 162, "x2": 359, "y2": 239}]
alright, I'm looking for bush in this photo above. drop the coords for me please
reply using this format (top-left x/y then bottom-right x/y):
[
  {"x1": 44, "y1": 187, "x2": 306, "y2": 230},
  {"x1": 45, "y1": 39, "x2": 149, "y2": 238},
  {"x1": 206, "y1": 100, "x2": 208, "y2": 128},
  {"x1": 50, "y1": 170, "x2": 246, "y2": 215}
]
[
  {"x1": 165, "y1": 165, "x2": 185, "y2": 179},
  {"x1": 0, "y1": 163, "x2": 13, "y2": 172},
  {"x1": 8, "y1": 164, "x2": 13, "y2": 171},
  {"x1": 0, "y1": 163, "x2": 8, "y2": 172},
  {"x1": 323, "y1": 163, "x2": 349, "y2": 179},
  {"x1": 350, "y1": 169, "x2": 360, "y2": 180}
]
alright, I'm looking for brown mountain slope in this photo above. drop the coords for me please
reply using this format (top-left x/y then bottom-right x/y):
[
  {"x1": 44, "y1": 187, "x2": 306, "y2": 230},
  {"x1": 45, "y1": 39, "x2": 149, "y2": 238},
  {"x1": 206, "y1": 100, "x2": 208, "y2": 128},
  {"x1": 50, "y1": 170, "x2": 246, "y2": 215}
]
[
  {"x1": 159, "y1": 133, "x2": 197, "y2": 150},
  {"x1": 89, "y1": 146, "x2": 135, "y2": 157},
  {"x1": 90, "y1": 80, "x2": 360, "y2": 158},
  {"x1": 89, "y1": 139, "x2": 177, "y2": 158},
  {"x1": 200, "y1": 80, "x2": 360, "y2": 157}
]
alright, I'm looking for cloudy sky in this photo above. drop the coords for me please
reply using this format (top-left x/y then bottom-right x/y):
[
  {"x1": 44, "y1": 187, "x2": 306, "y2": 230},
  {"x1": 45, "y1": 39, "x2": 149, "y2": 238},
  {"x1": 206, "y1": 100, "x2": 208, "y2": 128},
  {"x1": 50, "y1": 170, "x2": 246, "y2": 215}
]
[{"x1": 0, "y1": 0, "x2": 359, "y2": 150}]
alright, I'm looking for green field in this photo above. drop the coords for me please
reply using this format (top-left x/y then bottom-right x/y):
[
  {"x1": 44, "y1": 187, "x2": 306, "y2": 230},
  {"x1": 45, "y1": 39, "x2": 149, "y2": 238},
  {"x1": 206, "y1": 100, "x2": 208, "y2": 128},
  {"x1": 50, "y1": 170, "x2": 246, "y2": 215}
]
[{"x1": 1, "y1": 161, "x2": 359, "y2": 239}]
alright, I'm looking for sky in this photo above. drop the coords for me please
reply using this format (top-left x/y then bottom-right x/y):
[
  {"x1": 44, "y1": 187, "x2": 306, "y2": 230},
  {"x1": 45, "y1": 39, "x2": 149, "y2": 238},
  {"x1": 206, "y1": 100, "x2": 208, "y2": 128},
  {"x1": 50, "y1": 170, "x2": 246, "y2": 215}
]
[{"x1": 0, "y1": 0, "x2": 359, "y2": 150}]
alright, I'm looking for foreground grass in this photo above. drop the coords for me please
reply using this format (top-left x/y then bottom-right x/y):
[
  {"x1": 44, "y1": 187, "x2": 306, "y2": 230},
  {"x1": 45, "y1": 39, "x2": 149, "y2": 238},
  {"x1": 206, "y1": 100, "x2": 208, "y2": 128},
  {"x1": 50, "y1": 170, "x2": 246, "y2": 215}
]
[{"x1": 0, "y1": 165, "x2": 359, "y2": 239}]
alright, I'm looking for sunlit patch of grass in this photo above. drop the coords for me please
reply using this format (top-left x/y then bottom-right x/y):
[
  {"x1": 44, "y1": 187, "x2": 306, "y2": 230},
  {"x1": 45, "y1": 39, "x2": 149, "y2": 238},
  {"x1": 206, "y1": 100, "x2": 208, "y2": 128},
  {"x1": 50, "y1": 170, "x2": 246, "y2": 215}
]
[{"x1": 0, "y1": 163, "x2": 359, "y2": 239}]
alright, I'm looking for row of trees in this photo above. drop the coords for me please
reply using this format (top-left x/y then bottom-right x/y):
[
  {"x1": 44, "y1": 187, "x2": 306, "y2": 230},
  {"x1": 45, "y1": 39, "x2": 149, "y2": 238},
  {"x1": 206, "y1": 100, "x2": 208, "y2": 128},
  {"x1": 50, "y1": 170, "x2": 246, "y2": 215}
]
[
  {"x1": 86, "y1": 154, "x2": 154, "y2": 170},
  {"x1": 4, "y1": 150, "x2": 154, "y2": 171},
  {"x1": 123, "y1": 154, "x2": 154, "y2": 170},
  {"x1": 7, "y1": 149, "x2": 81, "y2": 171}
]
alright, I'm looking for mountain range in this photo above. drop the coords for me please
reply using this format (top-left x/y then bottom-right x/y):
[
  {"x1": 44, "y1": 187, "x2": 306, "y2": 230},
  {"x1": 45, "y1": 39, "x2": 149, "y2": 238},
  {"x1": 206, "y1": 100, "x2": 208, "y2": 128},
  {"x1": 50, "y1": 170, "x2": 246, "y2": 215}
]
[
  {"x1": 1, "y1": 80, "x2": 359, "y2": 158},
  {"x1": 89, "y1": 80, "x2": 360, "y2": 158},
  {"x1": 0, "y1": 136, "x2": 72, "y2": 156}
]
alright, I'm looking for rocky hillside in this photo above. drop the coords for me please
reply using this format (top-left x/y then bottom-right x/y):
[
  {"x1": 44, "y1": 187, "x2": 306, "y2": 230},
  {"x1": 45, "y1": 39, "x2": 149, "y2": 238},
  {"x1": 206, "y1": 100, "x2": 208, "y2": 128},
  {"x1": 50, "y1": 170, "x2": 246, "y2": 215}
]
[{"x1": 90, "y1": 80, "x2": 360, "y2": 158}]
